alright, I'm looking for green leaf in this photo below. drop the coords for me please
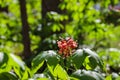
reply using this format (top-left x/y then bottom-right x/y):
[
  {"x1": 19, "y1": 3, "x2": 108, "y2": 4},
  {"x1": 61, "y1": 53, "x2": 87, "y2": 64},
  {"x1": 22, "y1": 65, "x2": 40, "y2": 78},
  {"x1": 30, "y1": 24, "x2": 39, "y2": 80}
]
[
  {"x1": 83, "y1": 57, "x2": 92, "y2": 70},
  {"x1": 32, "y1": 73, "x2": 49, "y2": 80},
  {"x1": 22, "y1": 71, "x2": 28, "y2": 80},
  {"x1": 71, "y1": 49, "x2": 86, "y2": 69},
  {"x1": 0, "y1": 52, "x2": 8, "y2": 67},
  {"x1": 83, "y1": 48, "x2": 99, "y2": 60},
  {"x1": 37, "y1": 78, "x2": 49, "y2": 80},
  {"x1": 21, "y1": 67, "x2": 31, "y2": 80},
  {"x1": 54, "y1": 64, "x2": 68, "y2": 80},
  {"x1": 71, "y1": 70, "x2": 104, "y2": 80},
  {"x1": 45, "y1": 50, "x2": 59, "y2": 77},
  {"x1": 10, "y1": 54, "x2": 25, "y2": 70},
  {"x1": 88, "y1": 56, "x2": 97, "y2": 69},
  {"x1": 70, "y1": 77, "x2": 79, "y2": 80},
  {"x1": 9, "y1": 54, "x2": 29, "y2": 79},
  {"x1": 31, "y1": 52, "x2": 47, "y2": 74},
  {"x1": 116, "y1": 76, "x2": 120, "y2": 80},
  {"x1": 0, "y1": 72, "x2": 18, "y2": 80},
  {"x1": 13, "y1": 66, "x2": 21, "y2": 78},
  {"x1": 83, "y1": 48, "x2": 103, "y2": 69},
  {"x1": 105, "y1": 75, "x2": 112, "y2": 80},
  {"x1": 32, "y1": 50, "x2": 58, "y2": 74},
  {"x1": 45, "y1": 50, "x2": 58, "y2": 69}
]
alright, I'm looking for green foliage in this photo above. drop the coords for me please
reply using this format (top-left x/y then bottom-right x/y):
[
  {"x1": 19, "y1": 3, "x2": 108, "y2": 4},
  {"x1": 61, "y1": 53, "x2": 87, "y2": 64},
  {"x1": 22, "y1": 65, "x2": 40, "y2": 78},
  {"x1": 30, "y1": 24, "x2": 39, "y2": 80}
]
[
  {"x1": 0, "y1": 52, "x2": 8, "y2": 67},
  {"x1": 83, "y1": 48, "x2": 103, "y2": 69},
  {"x1": 71, "y1": 70, "x2": 104, "y2": 80},
  {"x1": 31, "y1": 52, "x2": 45, "y2": 74},
  {"x1": 98, "y1": 48, "x2": 120, "y2": 68},
  {"x1": 0, "y1": 48, "x2": 104, "y2": 80},
  {"x1": 70, "y1": 48, "x2": 103, "y2": 70},
  {"x1": 1, "y1": 0, "x2": 120, "y2": 79},
  {"x1": 54, "y1": 64, "x2": 68, "y2": 79},
  {"x1": 0, "y1": 72, "x2": 18, "y2": 80},
  {"x1": 105, "y1": 75, "x2": 112, "y2": 80},
  {"x1": 71, "y1": 49, "x2": 86, "y2": 69},
  {"x1": 0, "y1": 52, "x2": 31, "y2": 80}
]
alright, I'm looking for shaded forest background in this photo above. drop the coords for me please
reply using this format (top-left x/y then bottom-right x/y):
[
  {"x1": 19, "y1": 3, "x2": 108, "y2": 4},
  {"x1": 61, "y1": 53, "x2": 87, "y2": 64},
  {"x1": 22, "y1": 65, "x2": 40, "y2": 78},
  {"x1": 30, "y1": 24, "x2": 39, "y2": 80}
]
[{"x1": 1, "y1": 0, "x2": 120, "y2": 78}]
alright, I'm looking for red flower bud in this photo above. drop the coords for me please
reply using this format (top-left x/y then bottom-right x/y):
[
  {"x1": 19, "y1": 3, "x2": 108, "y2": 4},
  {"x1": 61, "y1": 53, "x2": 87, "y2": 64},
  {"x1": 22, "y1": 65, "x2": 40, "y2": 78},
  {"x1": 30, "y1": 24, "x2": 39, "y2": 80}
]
[{"x1": 57, "y1": 37, "x2": 77, "y2": 57}]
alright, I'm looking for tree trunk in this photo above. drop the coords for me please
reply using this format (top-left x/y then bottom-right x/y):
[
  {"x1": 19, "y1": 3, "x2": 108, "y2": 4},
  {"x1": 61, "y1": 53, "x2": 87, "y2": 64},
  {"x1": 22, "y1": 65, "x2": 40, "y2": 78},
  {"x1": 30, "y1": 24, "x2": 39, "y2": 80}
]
[
  {"x1": 41, "y1": 0, "x2": 61, "y2": 39},
  {"x1": 19, "y1": 0, "x2": 32, "y2": 59},
  {"x1": 41, "y1": 0, "x2": 61, "y2": 19},
  {"x1": 0, "y1": 6, "x2": 8, "y2": 13}
]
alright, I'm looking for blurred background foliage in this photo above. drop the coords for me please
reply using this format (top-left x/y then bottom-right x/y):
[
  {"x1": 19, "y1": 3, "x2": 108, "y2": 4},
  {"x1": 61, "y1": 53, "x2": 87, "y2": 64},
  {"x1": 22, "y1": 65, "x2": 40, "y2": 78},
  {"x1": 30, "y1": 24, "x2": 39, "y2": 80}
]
[{"x1": 0, "y1": 0, "x2": 120, "y2": 77}]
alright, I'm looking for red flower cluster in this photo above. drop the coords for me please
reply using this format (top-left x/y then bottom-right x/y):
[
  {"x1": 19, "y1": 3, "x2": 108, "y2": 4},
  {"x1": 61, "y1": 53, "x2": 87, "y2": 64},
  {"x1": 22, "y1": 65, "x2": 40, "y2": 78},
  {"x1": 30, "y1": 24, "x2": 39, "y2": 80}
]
[{"x1": 57, "y1": 38, "x2": 77, "y2": 57}]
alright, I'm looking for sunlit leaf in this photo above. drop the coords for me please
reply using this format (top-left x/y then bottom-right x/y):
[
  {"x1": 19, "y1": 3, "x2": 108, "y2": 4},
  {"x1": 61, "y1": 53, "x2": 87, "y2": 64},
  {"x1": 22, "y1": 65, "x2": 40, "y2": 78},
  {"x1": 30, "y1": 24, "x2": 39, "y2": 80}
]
[
  {"x1": 31, "y1": 52, "x2": 47, "y2": 74},
  {"x1": 105, "y1": 75, "x2": 112, "y2": 80},
  {"x1": 0, "y1": 52, "x2": 8, "y2": 67},
  {"x1": 32, "y1": 73, "x2": 48, "y2": 80},
  {"x1": 71, "y1": 69, "x2": 104, "y2": 80},
  {"x1": 10, "y1": 54, "x2": 25, "y2": 70},
  {"x1": 45, "y1": 50, "x2": 59, "y2": 76},
  {"x1": 54, "y1": 64, "x2": 69, "y2": 80}
]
